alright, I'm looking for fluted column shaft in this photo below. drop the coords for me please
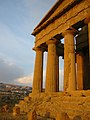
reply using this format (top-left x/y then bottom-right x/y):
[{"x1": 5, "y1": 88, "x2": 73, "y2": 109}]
[
  {"x1": 88, "y1": 22, "x2": 90, "y2": 63},
  {"x1": 76, "y1": 53, "x2": 84, "y2": 90},
  {"x1": 63, "y1": 29, "x2": 76, "y2": 91},
  {"x1": 45, "y1": 39, "x2": 58, "y2": 93},
  {"x1": 56, "y1": 54, "x2": 59, "y2": 92},
  {"x1": 32, "y1": 47, "x2": 43, "y2": 94},
  {"x1": 85, "y1": 15, "x2": 90, "y2": 63}
]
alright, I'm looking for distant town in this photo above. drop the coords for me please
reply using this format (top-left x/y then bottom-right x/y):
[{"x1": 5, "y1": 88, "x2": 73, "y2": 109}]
[
  {"x1": 0, "y1": 83, "x2": 32, "y2": 111},
  {"x1": 0, "y1": 83, "x2": 32, "y2": 94},
  {"x1": 0, "y1": 83, "x2": 32, "y2": 98}
]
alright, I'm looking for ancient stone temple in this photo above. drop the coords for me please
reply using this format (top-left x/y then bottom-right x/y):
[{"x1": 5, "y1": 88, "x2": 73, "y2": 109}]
[{"x1": 16, "y1": 0, "x2": 90, "y2": 120}]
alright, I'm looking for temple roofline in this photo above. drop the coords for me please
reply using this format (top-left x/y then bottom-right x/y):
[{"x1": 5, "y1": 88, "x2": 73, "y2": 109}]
[
  {"x1": 32, "y1": 0, "x2": 82, "y2": 36},
  {"x1": 34, "y1": 0, "x2": 61, "y2": 29}
]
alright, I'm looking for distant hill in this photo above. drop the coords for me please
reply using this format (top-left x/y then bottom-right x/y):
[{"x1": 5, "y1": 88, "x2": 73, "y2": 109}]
[
  {"x1": 0, "y1": 83, "x2": 32, "y2": 112},
  {"x1": 0, "y1": 83, "x2": 32, "y2": 93}
]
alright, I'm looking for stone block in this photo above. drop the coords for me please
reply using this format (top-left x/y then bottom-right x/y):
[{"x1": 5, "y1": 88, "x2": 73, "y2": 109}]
[
  {"x1": 24, "y1": 96, "x2": 31, "y2": 102},
  {"x1": 1, "y1": 105, "x2": 9, "y2": 112},
  {"x1": 28, "y1": 110, "x2": 37, "y2": 120},
  {"x1": 13, "y1": 106, "x2": 20, "y2": 116},
  {"x1": 73, "y1": 116, "x2": 82, "y2": 120},
  {"x1": 45, "y1": 112, "x2": 50, "y2": 118},
  {"x1": 82, "y1": 90, "x2": 90, "y2": 97},
  {"x1": 56, "y1": 113, "x2": 70, "y2": 120},
  {"x1": 70, "y1": 91, "x2": 83, "y2": 97},
  {"x1": 19, "y1": 100, "x2": 25, "y2": 105}
]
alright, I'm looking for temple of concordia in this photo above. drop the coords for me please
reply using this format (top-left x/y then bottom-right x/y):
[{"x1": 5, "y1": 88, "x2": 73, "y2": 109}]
[{"x1": 15, "y1": 0, "x2": 90, "y2": 120}]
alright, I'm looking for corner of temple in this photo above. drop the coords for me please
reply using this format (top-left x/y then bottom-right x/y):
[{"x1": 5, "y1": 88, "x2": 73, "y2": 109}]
[{"x1": 84, "y1": 14, "x2": 90, "y2": 24}]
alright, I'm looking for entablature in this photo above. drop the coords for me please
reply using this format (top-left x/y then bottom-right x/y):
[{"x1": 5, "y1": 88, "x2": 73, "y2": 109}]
[{"x1": 32, "y1": 0, "x2": 90, "y2": 48}]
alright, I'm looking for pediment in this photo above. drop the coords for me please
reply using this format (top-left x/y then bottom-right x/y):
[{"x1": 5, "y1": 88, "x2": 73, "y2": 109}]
[
  {"x1": 34, "y1": 0, "x2": 62, "y2": 30},
  {"x1": 32, "y1": 0, "x2": 80, "y2": 36}
]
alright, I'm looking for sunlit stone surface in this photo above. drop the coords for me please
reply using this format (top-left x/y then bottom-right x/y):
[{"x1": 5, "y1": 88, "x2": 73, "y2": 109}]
[{"x1": 14, "y1": 0, "x2": 90, "y2": 119}]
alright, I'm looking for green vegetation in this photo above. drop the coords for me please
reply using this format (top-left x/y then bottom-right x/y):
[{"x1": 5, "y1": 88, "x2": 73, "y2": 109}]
[{"x1": 0, "y1": 94, "x2": 19, "y2": 112}]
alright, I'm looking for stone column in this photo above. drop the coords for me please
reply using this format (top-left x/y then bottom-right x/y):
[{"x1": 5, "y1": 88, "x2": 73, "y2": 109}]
[
  {"x1": 45, "y1": 39, "x2": 58, "y2": 93},
  {"x1": 56, "y1": 112, "x2": 70, "y2": 120},
  {"x1": 62, "y1": 28, "x2": 76, "y2": 91},
  {"x1": 85, "y1": 15, "x2": 90, "y2": 63},
  {"x1": 85, "y1": 15, "x2": 90, "y2": 89},
  {"x1": 32, "y1": 47, "x2": 43, "y2": 94},
  {"x1": 76, "y1": 52, "x2": 84, "y2": 90},
  {"x1": 56, "y1": 54, "x2": 59, "y2": 92}
]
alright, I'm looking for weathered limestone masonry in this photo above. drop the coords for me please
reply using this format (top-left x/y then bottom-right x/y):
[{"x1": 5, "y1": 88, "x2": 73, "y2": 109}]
[
  {"x1": 62, "y1": 28, "x2": 77, "y2": 91},
  {"x1": 15, "y1": 0, "x2": 90, "y2": 120},
  {"x1": 32, "y1": 47, "x2": 43, "y2": 94},
  {"x1": 45, "y1": 39, "x2": 58, "y2": 93}
]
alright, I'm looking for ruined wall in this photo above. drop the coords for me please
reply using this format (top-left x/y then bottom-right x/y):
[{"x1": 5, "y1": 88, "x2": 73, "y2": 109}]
[{"x1": 17, "y1": 90, "x2": 90, "y2": 120}]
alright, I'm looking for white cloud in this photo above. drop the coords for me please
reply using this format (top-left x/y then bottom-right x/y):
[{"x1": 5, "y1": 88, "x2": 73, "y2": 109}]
[
  {"x1": 15, "y1": 67, "x2": 64, "y2": 89},
  {"x1": 15, "y1": 73, "x2": 33, "y2": 86}
]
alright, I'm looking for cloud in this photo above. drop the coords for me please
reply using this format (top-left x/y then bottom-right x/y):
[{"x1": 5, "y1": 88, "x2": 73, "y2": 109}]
[
  {"x1": 15, "y1": 73, "x2": 33, "y2": 86},
  {"x1": 15, "y1": 68, "x2": 64, "y2": 89},
  {"x1": 0, "y1": 58, "x2": 24, "y2": 84},
  {"x1": 0, "y1": 22, "x2": 35, "y2": 75},
  {"x1": 0, "y1": 0, "x2": 62, "y2": 87}
]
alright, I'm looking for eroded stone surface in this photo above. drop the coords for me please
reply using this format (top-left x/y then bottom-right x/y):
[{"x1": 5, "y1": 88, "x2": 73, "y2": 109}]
[
  {"x1": 14, "y1": 1, "x2": 90, "y2": 120},
  {"x1": 27, "y1": 110, "x2": 37, "y2": 120},
  {"x1": 1, "y1": 105, "x2": 9, "y2": 113},
  {"x1": 17, "y1": 91, "x2": 90, "y2": 119},
  {"x1": 13, "y1": 106, "x2": 20, "y2": 116}
]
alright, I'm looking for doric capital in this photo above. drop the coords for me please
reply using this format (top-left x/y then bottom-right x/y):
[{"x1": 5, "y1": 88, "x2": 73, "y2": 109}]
[
  {"x1": 62, "y1": 28, "x2": 77, "y2": 37},
  {"x1": 84, "y1": 14, "x2": 90, "y2": 24},
  {"x1": 32, "y1": 47, "x2": 42, "y2": 51},
  {"x1": 46, "y1": 38, "x2": 58, "y2": 45}
]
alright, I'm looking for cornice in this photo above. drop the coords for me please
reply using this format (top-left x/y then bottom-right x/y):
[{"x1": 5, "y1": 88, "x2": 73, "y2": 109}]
[{"x1": 32, "y1": 0, "x2": 82, "y2": 36}]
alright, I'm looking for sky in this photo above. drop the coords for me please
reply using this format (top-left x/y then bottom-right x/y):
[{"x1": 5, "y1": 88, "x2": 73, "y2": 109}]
[{"x1": 0, "y1": 0, "x2": 64, "y2": 90}]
